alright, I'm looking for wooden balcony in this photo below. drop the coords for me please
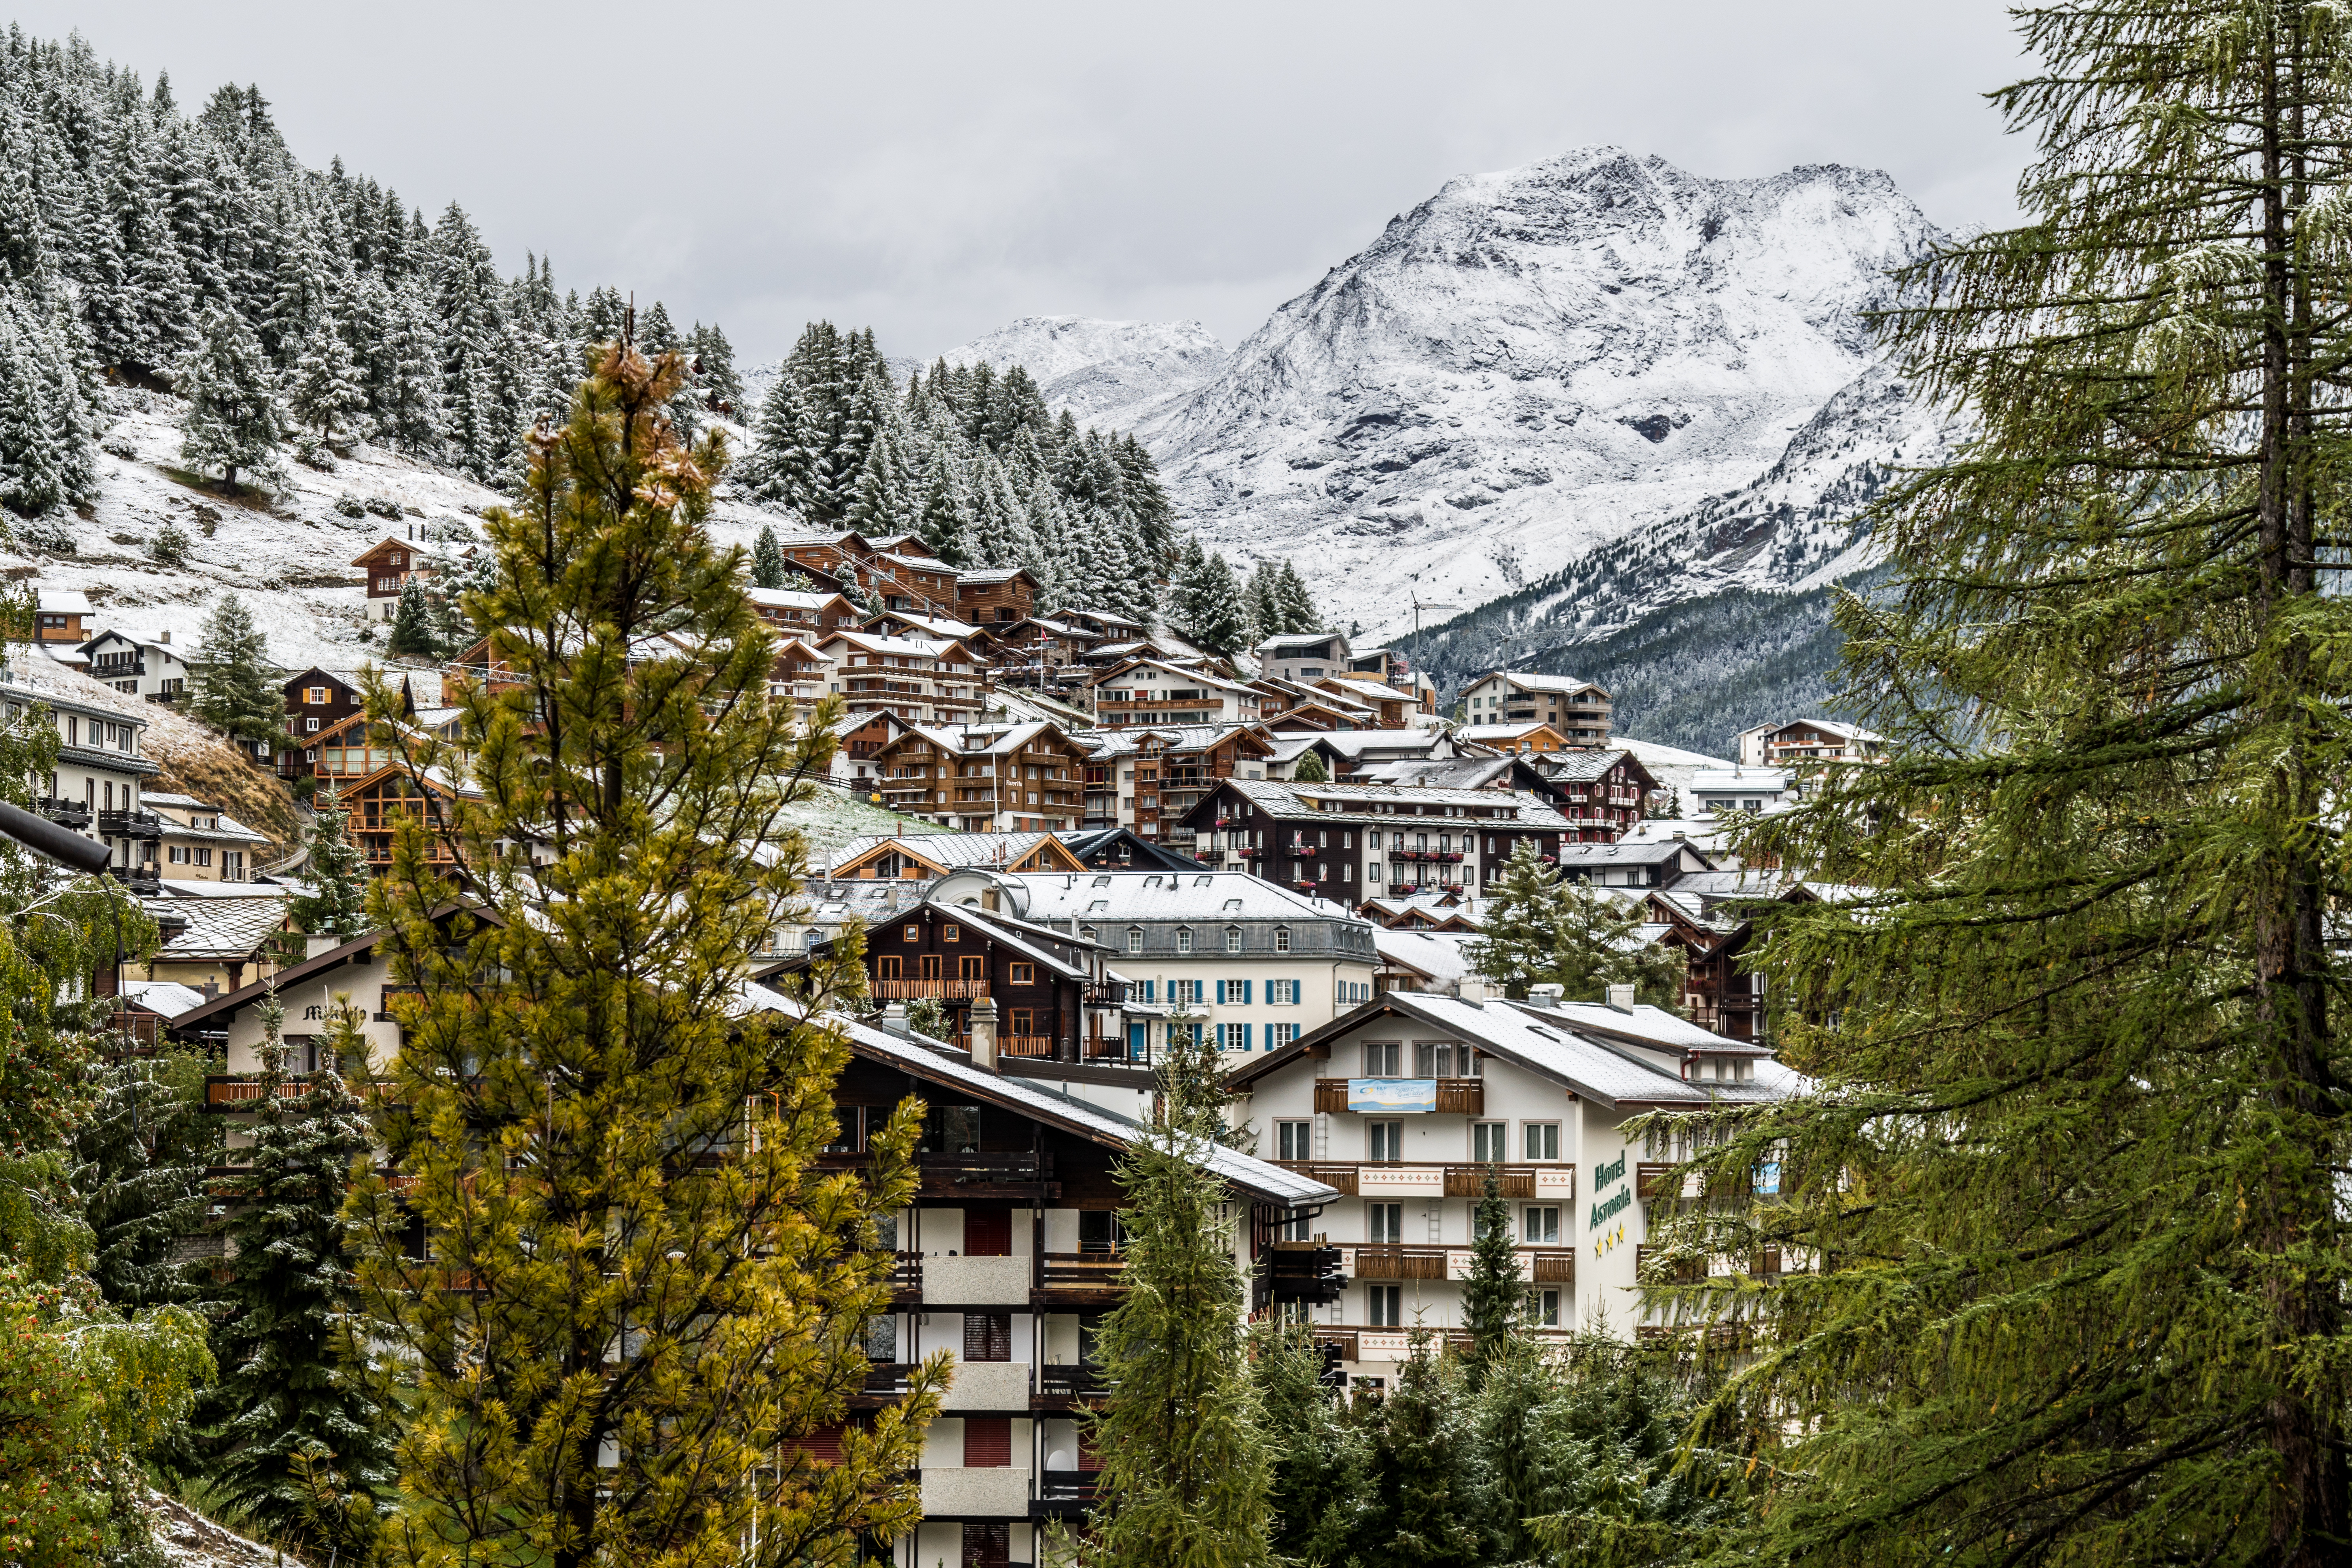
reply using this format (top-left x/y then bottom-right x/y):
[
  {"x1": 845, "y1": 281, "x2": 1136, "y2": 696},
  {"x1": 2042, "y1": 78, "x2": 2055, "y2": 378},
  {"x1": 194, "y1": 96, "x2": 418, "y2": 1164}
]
[
  {"x1": 1036, "y1": 1252, "x2": 1126, "y2": 1301},
  {"x1": 872, "y1": 978, "x2": 988, "y2": 999},
  {"x1": 998, "y1": 1036, "x2": 1057, "y2": 1057},
  {"x1": 1442, "y1": 1163, "x2": 1534, "y2": 1197},
  {"x1": 1350, "y1": 1244, "x2": 1450, "y2": 1280},
  {"x1": 1311, "y1": 1077, "x2": 1484, "y2": 1115},
  {"x1": 1273, "y1": 1160, "x2": 1361, "y2": 1195}
]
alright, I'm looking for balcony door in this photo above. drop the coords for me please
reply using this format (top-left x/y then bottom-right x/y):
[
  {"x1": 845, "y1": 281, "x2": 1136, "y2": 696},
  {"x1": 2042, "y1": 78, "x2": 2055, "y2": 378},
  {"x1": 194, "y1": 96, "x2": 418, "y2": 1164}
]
[
  {"x1": 965, "y1": 1208, "x2": 1012, "y2": 1256},
  {"x1": 962, "y1": 1522, "x2": 1011, "y2": 1566},
  {"x1": 962, "y1": 1312, "x2": 1013, "y2": 1362},
  {"x1": 920, "y1": 954, "x2": 941, "y2": 982}
]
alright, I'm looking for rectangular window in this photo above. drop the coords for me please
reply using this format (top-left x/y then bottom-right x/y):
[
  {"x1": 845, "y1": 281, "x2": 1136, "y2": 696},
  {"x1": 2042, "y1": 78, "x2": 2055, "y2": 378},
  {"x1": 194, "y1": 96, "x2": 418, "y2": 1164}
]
[
  {"x1": 1225, "y1": 927, "x2": 1242, "y2": 954},
  {"x1": 877, "y1": 956, "x2": 903, "y2": 980},
  {"x1": 1368, "y1": 1201, "x2": 1404, "y2": 1242},
  {"x1": 1413, "y1": 1041, "x2": 1460, "y2": 1078},
  {"x1": 1267, "y1": 1023, "x2": 1300, "y2": 1048},
  {"x1": 1523, "y1": 1206, "x2": 1560, "y2": 1245},
  {"x1": 1174, "y1": 979, "x2": 1203, "y2": 1005},
  {"x1": 962, "y1": 1415, "x2": 1013, "y2": 1466},
  {"x1": 1274, "y1": 928, "x2": 1291, "y2": 953},
  {"x1": 1128, "y1": 929, "x2": 1144, "y2": 954},
  {"x1": 194, "y1": 848, "x2": 211, "y2": 867},
  {"x1": 1527, "y1": 1289, "x2": 1561, "y2": 1326},
  {"x1": 1363, "y1": 1041, "x2": 1401, "y2": 1076},
  {"x1": 1368, "y1": 1284, "x2": 1404, "y2": 1327},
  {"x1": 1177, "y1": 929, "x2": 1193, "y2": 954},
  {"x1": 903, "y1": 924, "x2": 920, "y2": 941},
  {"x1": 943, "y1": 923, "x2": 960, "y2": 942},
  {"x1": 1009, "y1": 962, "x2": 1035, "y2": 985},
  {"x1": 1009, "y1": 1008, "x2": 1034, "y2": 1035},
  {"x1": 1217, "y1": 1022, "x2": 1252, "y2": 1051},
  {"x1": 1523, "y1": 1122, "x2": 1561, "y2": 1161},
  {"x1": 958, "y1": 955, "x2": 983, "y2": 980},
  {"x1": 1368, "y1": 1121, "x2": 1405, "y2": 1163},
  {"x1": 1472, "y1": 1121, "x2": 1507, "y2": 1162},
  {"x1": 1276, "y1": 1120, "x2": 1312, "y2": 1160}
]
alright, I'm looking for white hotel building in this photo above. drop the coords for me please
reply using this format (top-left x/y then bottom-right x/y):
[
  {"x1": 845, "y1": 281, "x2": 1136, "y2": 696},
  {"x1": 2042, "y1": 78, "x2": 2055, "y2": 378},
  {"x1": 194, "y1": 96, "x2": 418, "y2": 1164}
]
[{"x1": 1226, "y1": 986, "x2": 1801, "y2": 1372}]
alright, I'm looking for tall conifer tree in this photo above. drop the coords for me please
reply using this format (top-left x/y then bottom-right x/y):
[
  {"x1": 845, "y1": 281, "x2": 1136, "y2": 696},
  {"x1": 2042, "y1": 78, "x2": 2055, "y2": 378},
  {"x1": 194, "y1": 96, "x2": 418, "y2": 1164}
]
[
  {"x1": 1077, "y1": 1028, "x2": 1274, "y2": 1568},
  {"x1": 348, "y1": 337, "x2": 943, "y2": 1568},
  {"x1": 1663, "y1": 7, "x2": 2352, "y2": 1564}
]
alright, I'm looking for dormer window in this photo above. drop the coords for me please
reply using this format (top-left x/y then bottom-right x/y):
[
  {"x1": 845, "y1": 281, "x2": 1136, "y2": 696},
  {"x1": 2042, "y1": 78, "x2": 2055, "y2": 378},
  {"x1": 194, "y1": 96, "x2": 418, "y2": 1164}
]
[
  {"x1": 1176, "y1": 927, "x2": 1193, "y2": 955},
  {"x1": 1274, "y1": 926, "x2": 1292, "y2": 954},
  {"x1": 1225, "y1": 926, "x2": 1242, "y2": 954},
  {"x1": 1127, "y1": 927, "x2": 1143, "y2": 954}
]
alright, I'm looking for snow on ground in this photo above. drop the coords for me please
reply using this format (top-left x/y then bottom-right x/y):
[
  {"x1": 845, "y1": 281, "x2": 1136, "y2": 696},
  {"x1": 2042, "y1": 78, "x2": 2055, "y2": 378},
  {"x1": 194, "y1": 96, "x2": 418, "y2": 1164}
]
[{"x1": 25, "y1": 389, "x2": 788, "y2": 675}]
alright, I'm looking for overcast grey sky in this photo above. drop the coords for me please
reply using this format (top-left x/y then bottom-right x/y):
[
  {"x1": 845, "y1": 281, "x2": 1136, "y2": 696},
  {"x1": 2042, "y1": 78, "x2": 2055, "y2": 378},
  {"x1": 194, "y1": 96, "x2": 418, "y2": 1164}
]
[{"x1": 34, "y1": 2, "x2": 2030, "y2": 365}]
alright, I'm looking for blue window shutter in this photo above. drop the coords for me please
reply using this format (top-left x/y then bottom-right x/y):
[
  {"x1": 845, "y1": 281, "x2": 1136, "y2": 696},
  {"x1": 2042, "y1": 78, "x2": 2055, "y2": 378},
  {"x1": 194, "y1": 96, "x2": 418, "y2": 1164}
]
[
  {"x1": 1242, "y1": 1023, "x2": 1254, "y2": 1050},
  {"x1": 1241, "y1": 979, "x2": 1253, "y2": 1004},
  {"x1": 1214, "y1": 979, "x2": 1226, "y2": 1005}
]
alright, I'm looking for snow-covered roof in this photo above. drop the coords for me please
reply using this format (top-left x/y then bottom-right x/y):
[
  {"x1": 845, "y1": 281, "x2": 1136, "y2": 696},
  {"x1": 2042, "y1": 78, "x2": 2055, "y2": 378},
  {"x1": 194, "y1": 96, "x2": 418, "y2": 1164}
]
[
  {"x1": 1220, "y1": 777, "x2": 1569, "y2": 829},
  {"x1": 146, "y1": 896, "x2": 288, "y2": 959},
  {"x1": 121, "y1": 979, "x2": 206, "y2": 1015},
  {"x1": 1688, "y1": 768, "x2": 1791, "y2": 793},
  {"x1": 1553, "y1": 837, "x2": 1712, "y2": 868},
  {"x1": 731, "y1": 987, "x2": 1337, "y2": 1206},
  {"x1": 159, "y1": 879, "x2": 294, "y2": 899},
  {"x1": 1320, "y1": 676, "x2": 1415, "y2": 704},
  {"x1": 1373, "y1": 927, "x2": 1479, "y2": 986},
  {"x1": 1010, "y1": 869, "x2": 1373, "y2": 929},
  {"x1": 956, "y1": 567, "x2": 1033, "y2": 586},
  {"x1": 36, "y1": 588, "x2": 92, "y2": 614},
  {"x1": 1456, "y1": 722, "x2": 1558, "y2": 741},
  {"x1": 747, "y1": 587, "x2": 844, "y2": 611},
  {"x1": 1767, "y1": 717, "x2": 1882, "y2": 742},
  {"x1": 828, "y1": 831, "x2": 1058, "y2": 874},
  {"x1": 1476, "y1": 670, "x2": 1607, "y2": 695}
]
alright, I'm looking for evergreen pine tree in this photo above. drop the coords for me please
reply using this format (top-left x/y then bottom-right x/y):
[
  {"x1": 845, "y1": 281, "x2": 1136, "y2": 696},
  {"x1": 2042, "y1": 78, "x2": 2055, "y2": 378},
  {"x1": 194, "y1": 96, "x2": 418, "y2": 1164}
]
[
  {"x1": 1077, "y1": 1026, "x2": 1274, "y2": 1568},
  {"x1": 1245, "y1": 559, "x2": 1284, "y2": 646},
  {"x1": 1173, "y1": 544, "x2": 1251, "y2": 659},
  {"x1": 1350, "y1": 1337, "x2": 1494, "y2": 1568},
  {"x1": 1468, "y1": 841, "x2": 1681, "y2": 1005},
  {"x1": 348, "y1": 337, "x2": 943, "y2": 1568},
  {"x1": 1251, "y1": 1325, "x2": 1362, "y2": 1565},
  {"x1": 190, "y1": 592, "x2": 289, "y2": 756},
  {"x1": 1292, "y1": 747, "x2": 1329, "y2": 784},
  {"x1": 200, "y1": 994, "x2": 394, "y2": 1537},
  {"x1": 751, "y1": 522, "x2": 787, "y2": 589},
  {"x1": 285, "y1": 310, "x2": 363, "y2": 438},
  {"x1": 1660, "y1": 9, "x2": 2352, "y2": 1561},
  {"x1": 385, "y1": 575, "x2": 434, "y2": 657},
  {"x1": 288, "y1": 785, "x2": 370, "y2": 940},
  {"x1": 1275, "y1": 559, "x2": 1318, "y2": 633},
  {"x1": 1462, "y1": 1169, "x2": 1521, "y2": 1379},
  {"x1": 68, "y1": 1046, "x2": 218, "y2": 1312},
  {"x1": 177, "y1": 301, "x2": 283, "y2": 493}
]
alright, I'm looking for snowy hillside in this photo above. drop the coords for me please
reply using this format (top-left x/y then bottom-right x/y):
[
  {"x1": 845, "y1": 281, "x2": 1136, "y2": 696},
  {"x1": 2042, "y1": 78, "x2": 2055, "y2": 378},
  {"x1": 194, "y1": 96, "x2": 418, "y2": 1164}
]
[
  {"x1": 20, "y1": 387, "x2": 784, "y2": 673},
  {"x1": 939, "y1": 317, "x2": 1230, "y2": 426},
  {"x1": 1117, "y1": 148, "x2": 1940, "y2": 644}
]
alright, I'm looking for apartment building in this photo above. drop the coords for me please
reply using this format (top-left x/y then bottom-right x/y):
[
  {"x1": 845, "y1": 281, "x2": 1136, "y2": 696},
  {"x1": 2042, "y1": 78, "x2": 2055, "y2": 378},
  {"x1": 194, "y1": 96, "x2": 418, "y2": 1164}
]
[
  {"x1": 865, "y1": 722, "x2": 1089, "y2": 832},
  {"x1": 1255, "y1": 630, "x2": 1351, "y2": 685},
  {"x1": 1009, "y1": 870, "x2": 1381, "y2": 1058},
  {"x1": 14, "y1": 676, "x2": 164, "y2": 891},
  {"x1": 1739, "y1": 718, "x2": 1885, "y2": 767},
  {"x1": 772, "y1": 529, "x2": 965, "y2": 618},
  {"x1": 147, "y1": 792, "x2": 270, "y2": 884},
  {"x1": 1458, "y1": 671, "x2": 1612, "y2": 745},
  {"x1": 745, "y1": 585, "x2": 863, "y2": 636},
  {"x1": 1539, "y1": 747, "x2": 1659, "y2": 840},
  {"x1": 1227, "y1": 987, "x2": 1797, "y2": 1370},
  {"x1": 1090, "y1": 659, "x2": 1261, "y2": 727},
  {"x1": 1079, "y1": 724, "x2": 1274, "y2": 844},
  {"x1": 955, "y1": 567, "x2": 1040, "y2": 627},
  {"x1": 1182, "y1": 778, "x2": 1574, "y2": 901},
  {"x1": 817, "y1": 631, "x2": 985, "y2": 726},
  {"x1": 765, "y1": 636, "x2": 836, "y2": 713},
  {"x1": 1687, "y1": 767, "x2": 1794, "y2": 817},
  {"x1": 77, "y1": 630, "x2": 191, "y2": 703}
]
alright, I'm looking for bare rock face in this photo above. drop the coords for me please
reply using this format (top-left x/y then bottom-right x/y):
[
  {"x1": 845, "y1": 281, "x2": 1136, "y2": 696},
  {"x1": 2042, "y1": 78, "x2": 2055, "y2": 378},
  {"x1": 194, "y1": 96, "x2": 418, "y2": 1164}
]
[{"x1": 1123, "y1": 147, "x2": 1944, "y2": 642}]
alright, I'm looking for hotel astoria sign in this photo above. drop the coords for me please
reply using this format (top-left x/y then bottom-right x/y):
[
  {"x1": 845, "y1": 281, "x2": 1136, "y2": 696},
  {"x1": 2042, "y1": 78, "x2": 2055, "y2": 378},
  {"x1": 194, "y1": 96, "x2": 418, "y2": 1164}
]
[{"x1": 1588, "y1": 1151, "x2": 1630, "y2": 1231}]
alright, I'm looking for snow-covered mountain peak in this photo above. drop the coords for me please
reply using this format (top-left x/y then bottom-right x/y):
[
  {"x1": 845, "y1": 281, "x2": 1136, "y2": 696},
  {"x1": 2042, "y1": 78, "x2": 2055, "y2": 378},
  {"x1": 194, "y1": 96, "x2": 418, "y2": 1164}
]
[
  {"x1": 1119, "y1": 148, "x2": 1939, "y2": 641},
  {"x1": 937, "y1": 317, "x2": 1229, "y2": 427}
]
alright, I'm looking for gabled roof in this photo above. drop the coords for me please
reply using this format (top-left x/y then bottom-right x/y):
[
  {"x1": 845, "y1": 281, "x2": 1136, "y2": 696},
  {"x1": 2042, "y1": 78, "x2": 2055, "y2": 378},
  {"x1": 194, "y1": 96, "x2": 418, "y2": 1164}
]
[
  {"x1": 1010, "y1": 869, "x2": 1372, "y2": 929},
  {"x1": 1475, "y1": 670, "x2": 1608, "y2": 696},
  {"x1": 732, "y1": 987, "x2": 1335, "y2": 1206},
  {"x1": 1553, "y1": 837, "x2": 1711, "y2": 869},
  {"x1": 1227, "y1": 991, "x2": 1779, "y2": 1109},
  {"x1": 1765, "y1": 717, "x2": 1882, "y2": 742},
  {"x1": 121, "y1": 979, "x2": 206, "y2": 1016},
  {"x1": 1054, "y1": 827, "x2": 1208, "y2": 872},
  {"x1": 828, "y1": 832, "x2": 1086, "y2": 879},
  {"x1": 1092, "y1": 657, "x2": 1254, "y2": 695},
  {"x1": 1318, "y1": 675, "x2": 1416, "y2": 705},
  {"x1": 1209, "y1": 777, "x2": 1571, "y2": 830},
  {"x1": 956, "y1": 567, "x2": 1038, "y2": 588},
  {"x1": 36, "y1": 588, "x2": 92, "y2": 614},
  {"x1": 143, "y1": 895, "x2": 288, "y2": 961}
]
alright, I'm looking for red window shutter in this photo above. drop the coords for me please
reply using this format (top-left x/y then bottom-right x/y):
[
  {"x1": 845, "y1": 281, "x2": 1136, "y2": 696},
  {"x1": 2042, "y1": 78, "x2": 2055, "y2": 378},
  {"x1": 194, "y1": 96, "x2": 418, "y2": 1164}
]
[
  {"x1": 965, "y1": 1209, "x2": 1012, "y2": 1256},
  {"x1": 963, "y1": 1311, "x2": 1013, "y2": 1362},
  {"x1": 963, "y1": 1416, "x2": 1011, "y2": 1467}
]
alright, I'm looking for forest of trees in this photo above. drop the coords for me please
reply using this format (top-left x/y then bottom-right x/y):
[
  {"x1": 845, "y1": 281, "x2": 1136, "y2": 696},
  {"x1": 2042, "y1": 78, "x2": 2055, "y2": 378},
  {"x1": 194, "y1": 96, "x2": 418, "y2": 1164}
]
[
  {"x1": 737, "y1": 322, "x2": 1303, "y2": 647},
  {"x1": 0, "y1": 27, "x2": 742, "y2": 515}
]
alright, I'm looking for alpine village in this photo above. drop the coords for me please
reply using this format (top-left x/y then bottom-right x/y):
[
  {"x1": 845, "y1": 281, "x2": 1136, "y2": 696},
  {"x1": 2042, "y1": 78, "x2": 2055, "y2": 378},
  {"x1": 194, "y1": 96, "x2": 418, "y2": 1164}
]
[{"x1": 3, "y1": 8, "x2": 2345, "y2": 1568}]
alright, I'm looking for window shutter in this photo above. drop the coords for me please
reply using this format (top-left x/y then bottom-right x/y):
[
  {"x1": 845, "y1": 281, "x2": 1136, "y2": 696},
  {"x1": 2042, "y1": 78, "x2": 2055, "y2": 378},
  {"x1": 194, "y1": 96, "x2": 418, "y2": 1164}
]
[
  {"x1": 962, "y1": 1312, "x2": 1013, "y2": 1363},
  {"x1": 962, "y1": 1417, "x2": 1013, "y2": 1468},
  {"x1": 1241, "y1": 979, "x2": 1253, "y2": 1003},
  {"x1": 1214, "y1": 980, "x2": 1226, "y2": 1005},
  {"x1": 1241, "y1": 1024, "x2": 1253, "y2": 1050}
]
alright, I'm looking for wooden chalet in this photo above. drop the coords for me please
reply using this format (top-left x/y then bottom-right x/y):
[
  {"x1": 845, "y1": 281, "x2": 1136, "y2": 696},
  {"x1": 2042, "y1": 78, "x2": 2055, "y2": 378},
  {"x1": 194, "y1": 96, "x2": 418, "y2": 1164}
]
[
  {"x1": 340, "y1": 762, "x2": 472, "y2": 874},
  {"x1": 830, "y1": 833, "x2": 1087, "y2": 882},
  {"x1": 817, "y1": 897, "x2": 1127, "y2": 1060},
  {"x1": 353, "y1": 538, "x2": 423, "y2": 609},
  {"x1": 955, "y1": 567, "x2": 1040, "y2": 627},
  {"x1": 865, "y1": 722, "x2": 1091, "y2": 832},
  {"x1": 746, "y1": 586, "x2": 863, "y2": 637}
]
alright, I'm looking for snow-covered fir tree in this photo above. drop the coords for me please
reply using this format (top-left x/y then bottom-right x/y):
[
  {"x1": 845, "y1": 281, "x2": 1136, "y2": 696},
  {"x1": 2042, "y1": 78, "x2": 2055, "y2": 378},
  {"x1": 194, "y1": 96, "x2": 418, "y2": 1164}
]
[{"x1": 176, "y1": 301, "x2": 283, "y2": 493}]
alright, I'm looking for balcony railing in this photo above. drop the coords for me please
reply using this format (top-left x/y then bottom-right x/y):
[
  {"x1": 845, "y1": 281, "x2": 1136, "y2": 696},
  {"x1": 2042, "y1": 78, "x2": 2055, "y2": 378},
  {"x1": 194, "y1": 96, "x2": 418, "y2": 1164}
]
[
  {"x1": 1311, "y1": 1077, "x2": 1485, "y2": 1115},
  {"x1": 1351, "y1": 1244, "x2": 1449, "y2": 1280},
  {"x1": 35, "y1": 796, "x2": 90, "y2": 828},
  {"x1": 999, "y1": 1035, "x2": 1056, "y2": 1057},
  {"x1": 1038, "y1": 1253, "x2": 1126, "y2": 1293},
  {"x1": 1036, "y1": 1363, "x2": 1111, "y2": 1399},
  {"x1": 872, "y1": 978, "x2": 988, "y2": 999},
  {"x1": 97, "y1": 808, "x2": 163, "y2": 838}
]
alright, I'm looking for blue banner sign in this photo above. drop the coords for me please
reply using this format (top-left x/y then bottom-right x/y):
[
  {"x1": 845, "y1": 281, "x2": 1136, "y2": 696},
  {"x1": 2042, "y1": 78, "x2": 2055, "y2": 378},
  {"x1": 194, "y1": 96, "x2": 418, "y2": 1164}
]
[{"x1": 1348, "y1": 1078, "x2": 1437, "y2": 1114}]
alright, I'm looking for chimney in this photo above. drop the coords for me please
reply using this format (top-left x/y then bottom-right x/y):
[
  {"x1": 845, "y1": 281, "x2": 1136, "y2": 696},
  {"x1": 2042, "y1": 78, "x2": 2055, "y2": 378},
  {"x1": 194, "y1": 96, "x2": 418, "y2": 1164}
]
[
  {"x1": 305, "y1": 933, "x2": 343, "y2": 959},
  {"x1": 1605, "y1": 983, "x2": 1637, "y2": 1013},
  {"x1": 880, "y1": 1001, "x2": 910, "y2": 1037},
  {"x1": 969, "y1": 997, "x2": 999, "y2": 1071},
  {"x1": 1527, "y1": 982, "x2": 1565, "y2": 1006},
  {"x1": 158, "y1": 629, "x2": 170, "y2": 645}
]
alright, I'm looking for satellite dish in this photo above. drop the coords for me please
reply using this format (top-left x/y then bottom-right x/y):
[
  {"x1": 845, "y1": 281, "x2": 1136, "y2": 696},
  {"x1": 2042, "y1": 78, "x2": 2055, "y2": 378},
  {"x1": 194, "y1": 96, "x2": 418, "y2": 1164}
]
[{"x1": 1047, "y1": 1448, "x2": 1074, "y2": 1471}]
